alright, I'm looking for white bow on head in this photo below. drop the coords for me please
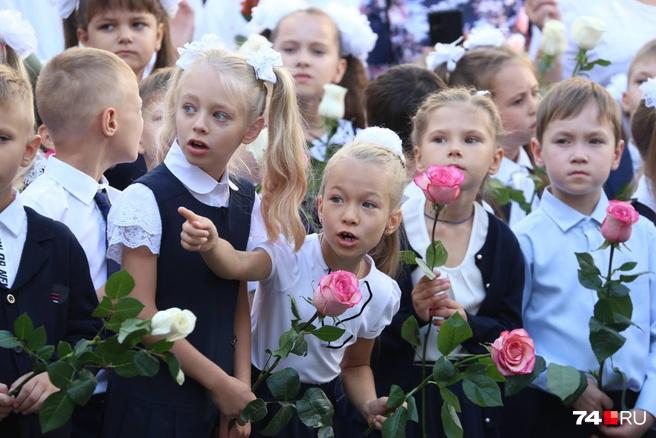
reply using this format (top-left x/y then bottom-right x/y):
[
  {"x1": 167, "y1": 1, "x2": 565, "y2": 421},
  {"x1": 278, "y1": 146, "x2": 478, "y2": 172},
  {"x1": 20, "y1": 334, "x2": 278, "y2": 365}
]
[
  {"x1": 354, "y1": 127, "x2": 405, "y2": 163},
  {"x1": 245, "y1": 46, "x2": 283, "y2": 84},
  {"x1": 426, "y1": 37, "x2": 465, "y2": 72},
  {"x1": 0, "y1": 9, "x2": 38, "y2": 57}
]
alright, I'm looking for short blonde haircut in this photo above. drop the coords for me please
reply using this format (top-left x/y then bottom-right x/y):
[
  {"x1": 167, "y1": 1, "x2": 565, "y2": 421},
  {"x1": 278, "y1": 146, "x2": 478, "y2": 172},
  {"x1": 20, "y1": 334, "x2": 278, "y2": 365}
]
[
  {"x1": 411, "y1": 87, "x2": 504, "y2": 150},
  {"x1": 319, "y1": 142, "x2": 407, "y2": 277},
  {"x1": 536, "y1": 77, "x2": 621, "y2": 143},
  {"x1": 161, "y1": 47, "x2": 308, "y2": 250},
  {"x1": 628, "y1": 39, "x2": 656, "y2": 80},
  {"x1": 0, "y1": 64, "x2": 34, "y2": 134},
  {"x1": 36, "y1": 47, "x2": 136, "y2": 140}
]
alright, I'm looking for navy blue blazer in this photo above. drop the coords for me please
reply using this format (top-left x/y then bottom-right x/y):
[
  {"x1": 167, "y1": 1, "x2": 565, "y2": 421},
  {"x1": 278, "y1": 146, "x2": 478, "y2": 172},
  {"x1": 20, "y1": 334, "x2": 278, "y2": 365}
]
[{"x1": 0, "y1": 207, "x2": 100, "y2": 438}]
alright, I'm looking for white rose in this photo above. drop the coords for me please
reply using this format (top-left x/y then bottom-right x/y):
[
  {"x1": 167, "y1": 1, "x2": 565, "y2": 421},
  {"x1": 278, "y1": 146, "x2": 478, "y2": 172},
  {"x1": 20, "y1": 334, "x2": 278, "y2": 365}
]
[
  {"x1": 176, "y1": 369, "x2": 185, "y2": 385},
  {"x1": 540, "y1": 20, "x2": 567, "y2": 57},
  {"x1": 150, "y1": 308, "x2": 197, "y2": 341},
  {"x1": 318, "y1": 84, "x2": 347, "y2": 120},
  {"x1": 571, "y1": 16, "x2": 606, "y2": 51}
]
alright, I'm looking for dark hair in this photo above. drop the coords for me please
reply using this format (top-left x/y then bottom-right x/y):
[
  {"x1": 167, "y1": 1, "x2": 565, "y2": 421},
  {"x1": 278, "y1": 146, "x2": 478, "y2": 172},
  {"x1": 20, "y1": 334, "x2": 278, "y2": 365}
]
[
  {"x1": 366, "y1": 64, "x2": 446, "y2": 156},
  {"x1": 631, "y1": 100, "x2": 656, "y2": 189},
  {"x1": 63, "y1": 0, "x2": 175, "y2": 71},
  {"x1": 139, "y1": 66, "x2": 174, "y2": 105}
]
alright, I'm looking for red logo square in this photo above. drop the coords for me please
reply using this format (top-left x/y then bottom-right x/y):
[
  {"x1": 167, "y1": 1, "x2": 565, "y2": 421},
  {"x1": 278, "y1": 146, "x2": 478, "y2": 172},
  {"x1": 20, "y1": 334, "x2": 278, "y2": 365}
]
[{"x1": 604, "y1": 410, "x2": 619, "y2": 426}]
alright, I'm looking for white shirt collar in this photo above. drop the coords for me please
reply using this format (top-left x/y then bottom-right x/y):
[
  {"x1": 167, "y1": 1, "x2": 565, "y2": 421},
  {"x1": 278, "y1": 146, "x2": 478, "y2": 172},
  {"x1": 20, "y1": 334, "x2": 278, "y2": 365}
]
[
  {"x1": 44, "y1": 156, "x2": 110, "y2": 204},
  {"x1": 495, "y1": 147, "x2": 533, "y2": 185},
  {"x1": 164, "y1": 141, "x2": 238, "y2": 194},
  {"x1": 0, "y1": 194, "x2": 27, "y2": 238},
  {"x1": 634, "y1": 175, "x2": 656, "y2": 213}
]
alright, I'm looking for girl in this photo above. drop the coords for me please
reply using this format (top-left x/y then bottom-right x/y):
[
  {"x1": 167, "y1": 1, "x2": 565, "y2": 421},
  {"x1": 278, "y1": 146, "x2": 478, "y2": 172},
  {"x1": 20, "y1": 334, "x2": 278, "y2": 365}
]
[
  {"x1": 138, "y1": 67, "x2": 174, "y2": 170},
  {"x1": 102, "y1": 41, "x2": 307, "y2": 437},
  {"x1": 631, "y1": 78, "x2": 656, "y2": 224},
  {"x1": 374, "y1": 89, "x2": 524, "y2": 437},
  {"x1": 179, "y1": 135, "x2": 406, "y2": 437},
  {"x1": 252, "y1": 1, "x2": 376, "y2": 218},
  {"x1": 445, "y1": 46, "x2": 541, "y2": 226}
]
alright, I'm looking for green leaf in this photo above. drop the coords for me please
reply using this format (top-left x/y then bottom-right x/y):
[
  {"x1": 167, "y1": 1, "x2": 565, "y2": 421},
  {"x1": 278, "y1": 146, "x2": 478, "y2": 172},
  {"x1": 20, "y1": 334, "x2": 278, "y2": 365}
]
[
  {"x1": 36, "y1": 345, "x2": 55, "y2": 362},
  {"x1": 505, "y1": 356, "x2": 546, "y2": 397},
  {"x1": 92, "y1": 296, "x2": 114, "y2": 318},
  {"x1": 95, "y1": 337, "x2": 126, "y2": 361},
  {"x1": 593, "y1": 296, "x2": 633, "y2": 331},
  {"x1": 77, "y1": 351, "x2": 102, "y2": 367},
  {"x1": 318, "y1": 426, "x2": 334, "y2": 438},
  {"x1": 114, "y1": 297, "x2": 145, "y2": 321},
  {"x1": 14, "y1": 313, "x2": 34, "y2": 341},
  {"x1": 426, "y1": 241, "x2": 448, "y2": 270},
  {"x1": 147, "y1": 339, "x2": 174, "y2": 354},
  {"x1": 164, "y1": 351, "x2": 181, "y2": 383},
  {"x1": 400, "y1": 250, "x2": 418, "y2": 266},
  {"x1": 117, "y1": 318, "x2": 149, "y2": 344},
  {"x1": 312, "y1": 326, "x2": 345, "y2": 342},
  {"x1": 277, "y1": 329, "x2": 297, "y2": 358},
  {"x1": 104, "y1": 269, "x2": 135, "y2": 300},
  {"x1": 433, "y1": 357, "x2": 456, "y2": 382},
  {"x1": 406, "y1": 395, "x2": 419, "y2": 423},
  {"x1": 73, "y1": 339, "x2": 90, "y2": 358},
  {"x1": 589, "y1": 318, "x2": 626, "y2": 363},
  {"x1": 66, "y1": 369, "x2": 97, "y2": 406},
  {"x1": 133, "y1": 351, "x2": 160, "y2": 377},
  {"x1": 619, "y1": 272, "x2": 648, "y2": 283},
  {"x1": 439, "y1": 386, "x2": 461, "y2": 413},
  {"x1": 386, "y1": 384, "x2": 406, "y2": 410},
  {"x1": 592, "y1": 58, "x2": 611, "y2": 67},
  {"x1": 415, "y1": 258, "x2": 437, "y2": 280},
  {"x1": 0, "y1": 331, "x2": 20, "y2": 349},
  {"x1": 575, "y1": 252, "x2": 601, "y2": 277},
  {"x1": 577, "y1": 269, "x2": 602, "y2": 291},
  {"x1": 441, "y1": 401, "x2": 463, "y2": 438},
  {"x1": 57, "y1": 341, "x2": 73, "y2": 359},
  {"x1": 113, "y1": 351, "x2": 139, "y2": 377},
  {"x1": 260, "y1": 404, "x2": 296, "y2": 436},
  {"x1": 382, "y1": 406, "x2": 408, "y2": 438},
  {"x1": 617, "y1": 262, "x2": 637, "y2": 272},
  {"x1": 606, "y1": 281, "x2": 630, "y2": 298},
  {"x1": 437, "y1": 313, "x2": 473, "y2": 356},
  {"x1": 291, "y1": 336, "x2": 308, "y2": 356},
  {"x1": 239, "y1": 398, "x2": 268, "y2": 424},
  {"x1": 47, "y1": 361, "x2": 76, "y2": 389},
  {"x1": 296, "y1": 388, "x2": 334, "y2": 428},
  {"x1": 462, "y1": 374, "x2": 502, "y2": 407},
  {"x1": 546, "y1": 364, "x2": 581, "y2": 401},
  {"x1": 401, "y1": 316, "x2": 420, "y2": 348},
  {"x1": 266, "y1": 368, "x2": 301, "y2": 401},
  {"x1": 290, "y1": 296, "x2": 301, "y2": 320},
  {"x1": 39, "y1": 391, "x2": 75, "y2": 433},
  {"x1": 27, "y1": 326, "x2": 47, "y2": 350}
]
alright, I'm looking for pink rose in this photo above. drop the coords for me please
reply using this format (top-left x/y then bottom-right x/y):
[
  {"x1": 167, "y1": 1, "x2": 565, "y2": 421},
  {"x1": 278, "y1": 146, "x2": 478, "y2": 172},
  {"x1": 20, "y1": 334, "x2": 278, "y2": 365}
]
[
  {"x1": 413, "y1": 165, "x2": 464, "y2": 205},
  {"x1": 600, "y1": 201, "x2": 640, "y2": 244},
  {"x1": 491, "y1": 329, "x2": 536, "y2": 376},
  {"x1": 313, "y1": 271, "x2": 362, "y2": 317}
]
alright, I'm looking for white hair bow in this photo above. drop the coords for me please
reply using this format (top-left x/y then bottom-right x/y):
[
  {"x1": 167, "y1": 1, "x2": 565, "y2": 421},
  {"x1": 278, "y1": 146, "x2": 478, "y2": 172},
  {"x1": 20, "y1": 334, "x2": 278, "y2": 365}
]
[
  {"x1": 0, "y1": 10, "x2": 37, "y2": 57},
  {"x1": 354, "y1": 127, "x2": 405, "y2": 163},
  {"x1": 245, "y1": 46, "x2": 283, "y2": 84},
  {"x1": 426, "y1": 37, "x2": 465, "y2": 72},
  {"x1": 175, "y1": 34, "x2": 225, "y2": 70}
]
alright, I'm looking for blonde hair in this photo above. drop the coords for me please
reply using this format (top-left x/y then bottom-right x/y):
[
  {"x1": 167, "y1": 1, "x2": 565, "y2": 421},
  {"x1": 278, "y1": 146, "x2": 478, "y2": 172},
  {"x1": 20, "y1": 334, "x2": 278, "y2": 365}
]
[
  {"x1": 36, "y1": 47, "x2": 136, "y2": 141},
  {"x1": 536, "y1": 77, "x2": 621, "y2": 143},
  {"x1": 0, "y1": 45, "x2": 29, "y2": 85},
  {"x1": 411, "y1": 88, "x2": 504, "y2": 150},
  {"x1": 160, "y1": 48, "x2": 308, "y2": 250},
  {"x1": 319, "y1": 142, "x2": 407, "y2": 277},
  {"x1": 628, "y1": 39, "x2": 656, "y2": 80},
  {"x1": 0, "y1": 64, "x2": 33, "y2": 129},
  {"x1": 631, "y1": 101, "x2": 656, "y2": 191}
]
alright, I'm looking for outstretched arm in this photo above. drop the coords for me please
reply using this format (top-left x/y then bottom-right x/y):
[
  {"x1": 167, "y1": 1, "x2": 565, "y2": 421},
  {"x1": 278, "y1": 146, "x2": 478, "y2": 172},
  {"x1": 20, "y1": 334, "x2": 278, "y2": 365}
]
[{"x1": 178, "y1": 206, "x2": 272, "y2": 281}]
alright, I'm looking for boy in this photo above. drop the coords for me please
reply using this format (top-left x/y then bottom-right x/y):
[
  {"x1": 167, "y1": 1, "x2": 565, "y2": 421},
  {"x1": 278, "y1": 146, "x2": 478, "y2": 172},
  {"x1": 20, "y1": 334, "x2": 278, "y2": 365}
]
[
  {"x1": 21, "y1": 47, "x2": 143, "y2": 294},
  {"x1": 512, "y1": 77, "x2": 656, "y2": 437},
  {"x1": 0, "y1": 64, "x2": 99, "y2": 436}
]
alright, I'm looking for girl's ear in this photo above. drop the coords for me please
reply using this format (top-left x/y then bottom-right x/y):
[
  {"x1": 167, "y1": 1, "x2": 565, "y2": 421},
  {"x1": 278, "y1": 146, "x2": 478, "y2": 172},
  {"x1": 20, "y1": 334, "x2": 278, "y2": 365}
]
[
  {"x1": 77, "y1": 28, "x2": 89, "y2": 45},
  {"x1": 530, "y1": 137, "x2": 544, "y2": 167},
  {"x1": 413, "y1": 145, "x2": 424, "y2": 172},
  {"x1": 316, "y1": 194, "x2": 324, "y2": 225},
  {"x1": 385, "y1": 208, "x2": 402, "y2": 236},
  {"x1": 487, "y1": 147, "x2": 504, "y2": 176},
  {"x1": 241, "y1": 116, "x2": 265, "y2": 144},
  {"x1": 332, "y1": 58, "x2": 347, "y2": 84}
]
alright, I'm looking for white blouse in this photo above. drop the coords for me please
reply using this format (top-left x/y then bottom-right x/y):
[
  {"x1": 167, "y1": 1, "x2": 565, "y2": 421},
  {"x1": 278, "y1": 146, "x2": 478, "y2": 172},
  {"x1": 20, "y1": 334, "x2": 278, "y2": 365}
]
[
  {"x1": 308, "y1": 118, "x2": 357, "y2": 162},
  {"x1": 401, "y1": 189, "x2": 488, "y2": 362},
  {"x1": 634, "y1": 175, "x2": 656, "y2": 214},
  {"x1": 107, "y1": 142, "x2": 267, "y2": 264},
  {"x1": 493, "y1": 147, "x2": 538, "y2": 227}
]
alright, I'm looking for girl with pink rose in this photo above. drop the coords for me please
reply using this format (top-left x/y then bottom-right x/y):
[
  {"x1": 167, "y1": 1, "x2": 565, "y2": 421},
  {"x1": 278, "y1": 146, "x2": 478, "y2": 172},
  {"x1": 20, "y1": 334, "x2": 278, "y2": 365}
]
[
  {"x1": 179, "y1": 131, "x2": 406, "y2": 437},
  {"x1": 372, "y1": 88, "x2": 525, "y2": 438}
]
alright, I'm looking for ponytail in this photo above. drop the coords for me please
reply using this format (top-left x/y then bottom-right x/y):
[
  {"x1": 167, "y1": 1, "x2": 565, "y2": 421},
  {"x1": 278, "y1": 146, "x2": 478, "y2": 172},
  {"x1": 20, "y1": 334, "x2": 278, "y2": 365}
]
[
  {"x1": 260, "y1": 66, "x2": 308, "y2": 251},
  {"x1": 337, "y1": 55, "x2": 367, "y2": 129}
]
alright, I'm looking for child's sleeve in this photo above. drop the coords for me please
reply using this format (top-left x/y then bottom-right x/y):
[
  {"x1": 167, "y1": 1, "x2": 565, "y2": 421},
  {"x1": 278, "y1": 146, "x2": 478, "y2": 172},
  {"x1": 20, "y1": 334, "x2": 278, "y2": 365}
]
[
  {"x1": 635, "y1": 229, "x2": 656, "y2": 417},
  {"x1": 357, "y1": 279, "x2": 402, "y2": 340},
  {"x1": 255, "y1": 238, "x2": 298, "y2": 294},
  {"x1": 107, "y1": 183, "x2": 162, "y2": 264}
]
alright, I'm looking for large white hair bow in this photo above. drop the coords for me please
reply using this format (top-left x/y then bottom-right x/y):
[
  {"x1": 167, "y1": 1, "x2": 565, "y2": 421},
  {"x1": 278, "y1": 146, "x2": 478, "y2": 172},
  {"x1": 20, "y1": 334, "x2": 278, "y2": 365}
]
[{"x1": 0, "y1": 10, "x2": 38, "y2": 57}]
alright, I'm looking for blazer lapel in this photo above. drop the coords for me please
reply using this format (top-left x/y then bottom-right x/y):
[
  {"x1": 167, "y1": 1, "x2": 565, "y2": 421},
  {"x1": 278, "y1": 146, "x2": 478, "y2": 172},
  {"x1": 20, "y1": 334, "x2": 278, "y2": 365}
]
[{"x1": 11, "y1": 208, "x2": 50, "y2": 291}]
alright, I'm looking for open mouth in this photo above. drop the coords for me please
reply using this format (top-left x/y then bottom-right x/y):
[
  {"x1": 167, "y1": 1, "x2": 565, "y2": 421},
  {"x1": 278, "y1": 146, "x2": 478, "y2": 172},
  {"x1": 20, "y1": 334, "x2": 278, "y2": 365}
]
[
  {"x1": 337, "y1": 231, "x2": 359, "y2": 247},
  {"x1": 188, "y1": 139, "x2": 208, "y2": 150}
]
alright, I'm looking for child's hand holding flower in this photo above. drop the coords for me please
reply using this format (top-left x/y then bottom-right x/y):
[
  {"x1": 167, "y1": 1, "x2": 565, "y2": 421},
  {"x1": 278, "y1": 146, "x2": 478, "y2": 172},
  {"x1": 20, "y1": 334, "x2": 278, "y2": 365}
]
[{"x1": 178, "y1": 206, "x2": 220, "y2": 252}]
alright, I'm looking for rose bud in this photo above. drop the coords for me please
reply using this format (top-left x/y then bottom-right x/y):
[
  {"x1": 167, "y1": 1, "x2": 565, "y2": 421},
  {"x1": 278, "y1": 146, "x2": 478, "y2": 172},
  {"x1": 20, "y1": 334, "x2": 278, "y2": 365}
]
[
  {"x1": 313, "y1": 270, "x2": 362, "y2": 317},
  {"x1": 413, "y1": 165, "x2": 464, "y2": 205},
  {"x1": 601, "y1": 200, "x2": 640, "y2": 244},
  {"x1": 491, "y1": 328, "x2": 536, "y2": 376}
]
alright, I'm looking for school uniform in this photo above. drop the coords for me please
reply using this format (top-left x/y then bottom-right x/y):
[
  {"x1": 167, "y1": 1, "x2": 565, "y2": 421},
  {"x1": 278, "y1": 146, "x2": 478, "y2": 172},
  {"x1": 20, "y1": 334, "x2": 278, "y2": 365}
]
[
  {"x1": 510, "y1": 189, "x2": 656, "y2": 437},
  {"x1": 368, "y1": 187, "x2": 524, "y2": 438},
  {"x1": 251, "y1": 233, "x2": 401, "y2": 438},
  {"x1": 101, "y1": 142, "x2": 266, "y2": 438},
  {"x1": 491, "y1": 148, "x2": 539, "y2": 227},
  {"x1": 633, "y1": 175, "x2": 656, "y2": 225},
  {"x1": 0, "y1": 196, "x2": 100, "y2": 438}
]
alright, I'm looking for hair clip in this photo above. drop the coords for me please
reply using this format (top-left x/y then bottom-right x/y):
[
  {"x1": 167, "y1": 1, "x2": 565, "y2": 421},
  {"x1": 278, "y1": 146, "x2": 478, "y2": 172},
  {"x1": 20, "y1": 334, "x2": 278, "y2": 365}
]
[
  {"x1": 175, "y1": 33, "x2": 225, "y2": 70},
  {"x1": 640, "y1": 77, "x2": 656, "y2": 109},
  {"x1": 474, "y1": 90, "x2": 491, "y2": 97},
  {"x1": 159, "y1": 0, "x2": 181, "y2": 18},
  {"x1": 245, "y1": 45, "x2": 283, "y2": 84},
  {"x1": 0, "y1": 10, "x2": 37, "y2": 57},
  {"x1": 426, "y1": 37, "x2": 465, "y2": 72},
  {"x1": 463, "y1": 25, "x2": 505, "y2": 50},
  {"x1": 354, "y1": 127, "x2": 405, "y2": 164}
]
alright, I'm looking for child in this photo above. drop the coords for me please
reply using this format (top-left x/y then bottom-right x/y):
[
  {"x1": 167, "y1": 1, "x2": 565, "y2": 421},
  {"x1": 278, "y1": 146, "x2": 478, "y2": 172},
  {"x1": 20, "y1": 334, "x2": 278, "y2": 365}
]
[
  {"x1": 447, "y1": 46, "x2": 541, "y2": 226},
  {"x1": 0, "y1": 64, "x2": 100, "y2": 437},
  {"x1": 102, "y1": 41, "x2": 307, "y2": 438},
  {"x1": 375, "y1": 88, "x2": 524, "y2": 437},
  {"x1": 631, "y1": 78, "x2": 656, "y2": 223},
  {"x1": 365, "y1": 64, "x2": 446, "y2": 176},
  {"x1": 138, "y1": 67, "x2": 174, "y2": 171},
  {"x1": 179, "y1": 136, "x2": 404, "y2": 437},
  {"x1": 512, "y1": 77, "x2": 656, "y2": 437}
]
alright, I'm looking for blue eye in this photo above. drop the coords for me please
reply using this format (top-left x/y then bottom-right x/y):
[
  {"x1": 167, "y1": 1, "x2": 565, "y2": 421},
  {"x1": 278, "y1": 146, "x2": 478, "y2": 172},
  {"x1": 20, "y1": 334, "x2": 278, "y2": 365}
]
[
  {"x1": 98, "y1": 23, "x2": 115, "y2": 31},
  {"x1": 213, "y1": 112, "x2": 228, "y2": 121},
  {"x1": 362, "y1": 201, "x2": 377, "y2": 209},
  {"x1": 329, "y1": 195, "x2": 343, "y2": 203},
  {"x1": 432, "y1": 136, "x2": 446, "y2": 144},
  {"x1": 132, "y1": 21, "x2": 146, "y2": 30},
  {"x1": 182, "y1": 104, "x2": 195, "y2": 114},
  {"x1": 465, "y1": 137, "x2": 480, "y2": 144}
]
